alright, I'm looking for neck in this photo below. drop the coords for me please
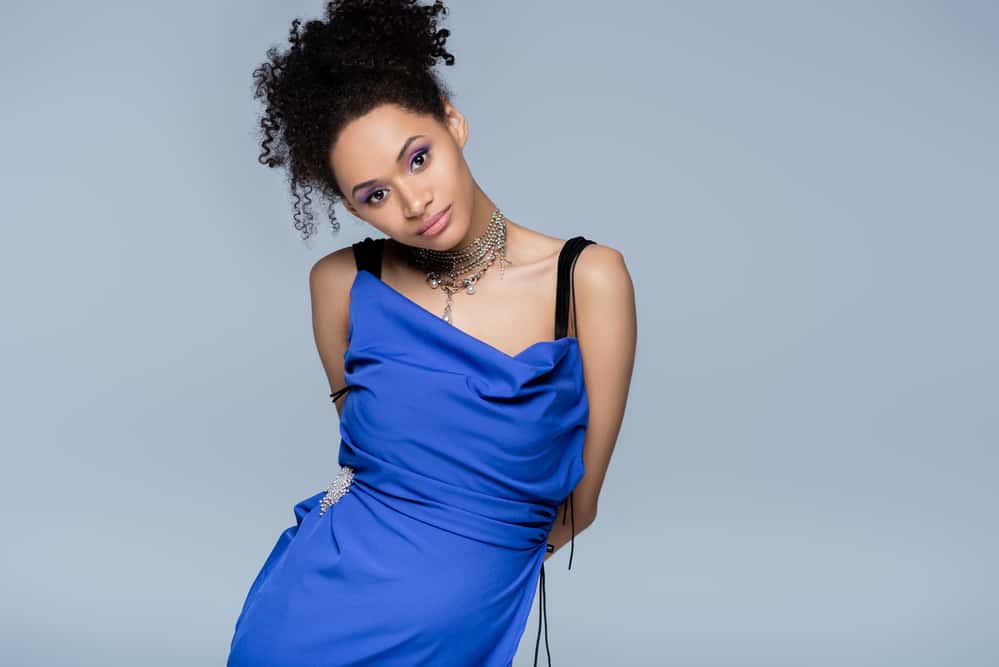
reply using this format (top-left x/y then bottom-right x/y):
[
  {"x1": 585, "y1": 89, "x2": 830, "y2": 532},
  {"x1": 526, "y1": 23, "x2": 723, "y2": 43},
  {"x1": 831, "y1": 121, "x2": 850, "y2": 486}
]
[{"x1": 451, "y1": 185, "x2": 497, "y2": 251}]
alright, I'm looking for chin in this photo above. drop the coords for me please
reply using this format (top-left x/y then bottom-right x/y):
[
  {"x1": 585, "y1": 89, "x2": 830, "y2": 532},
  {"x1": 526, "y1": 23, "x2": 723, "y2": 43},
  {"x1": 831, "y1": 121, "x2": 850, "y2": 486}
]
[{"x1": 442, "y1": 221, "x2": 472, "y2": 250}]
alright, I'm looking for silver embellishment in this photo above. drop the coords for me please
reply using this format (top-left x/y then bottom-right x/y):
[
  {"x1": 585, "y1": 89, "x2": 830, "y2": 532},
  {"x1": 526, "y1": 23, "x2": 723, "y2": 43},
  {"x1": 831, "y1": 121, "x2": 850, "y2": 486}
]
[{"x1": 318, "y1": 466, "x2": 355, "y2": 516}]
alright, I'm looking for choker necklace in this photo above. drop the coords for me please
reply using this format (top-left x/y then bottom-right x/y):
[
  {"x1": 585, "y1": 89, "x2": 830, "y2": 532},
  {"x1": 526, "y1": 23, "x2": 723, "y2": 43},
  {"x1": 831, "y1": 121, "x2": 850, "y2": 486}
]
[{"x1": 406, "y1": 208, "x2": 510, "y2": 323}]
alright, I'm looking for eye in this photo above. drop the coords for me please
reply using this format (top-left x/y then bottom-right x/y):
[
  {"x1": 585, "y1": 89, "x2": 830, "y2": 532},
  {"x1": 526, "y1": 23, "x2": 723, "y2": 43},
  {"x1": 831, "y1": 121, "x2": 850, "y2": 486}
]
[
  {"x1": 362, "y1": 147, "x2": 431, "y2": 206},
  {"x1": 411, "y1": 147, "x2": 430, "y2": 169}
]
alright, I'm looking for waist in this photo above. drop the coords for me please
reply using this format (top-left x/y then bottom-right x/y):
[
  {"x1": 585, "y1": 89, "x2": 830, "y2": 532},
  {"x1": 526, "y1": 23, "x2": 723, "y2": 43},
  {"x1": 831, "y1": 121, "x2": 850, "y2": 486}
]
[{"x1": 318, "y1": 461, "x2": 557, "y2": 551}]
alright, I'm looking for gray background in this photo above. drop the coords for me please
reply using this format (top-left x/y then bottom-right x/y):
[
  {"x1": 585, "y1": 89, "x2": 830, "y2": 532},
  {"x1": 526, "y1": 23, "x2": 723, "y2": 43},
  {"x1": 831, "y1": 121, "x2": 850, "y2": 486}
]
[{"x1": 1, "y1": 1, "x2": 996, "y2": 665}]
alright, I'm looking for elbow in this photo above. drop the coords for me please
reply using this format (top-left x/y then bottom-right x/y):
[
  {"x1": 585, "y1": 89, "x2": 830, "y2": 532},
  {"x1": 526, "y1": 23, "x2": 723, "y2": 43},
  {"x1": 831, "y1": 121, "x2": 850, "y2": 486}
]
[{"x1": 576, "y1": 504, "x2": 597, "y2": 532}]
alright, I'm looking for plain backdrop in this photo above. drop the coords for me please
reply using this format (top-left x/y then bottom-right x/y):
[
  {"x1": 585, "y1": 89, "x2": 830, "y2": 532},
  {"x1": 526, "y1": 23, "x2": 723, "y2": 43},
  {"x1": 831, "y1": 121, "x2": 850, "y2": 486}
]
[{"x1": 1, "y1": 1, "x2": 996, "y2": 665}]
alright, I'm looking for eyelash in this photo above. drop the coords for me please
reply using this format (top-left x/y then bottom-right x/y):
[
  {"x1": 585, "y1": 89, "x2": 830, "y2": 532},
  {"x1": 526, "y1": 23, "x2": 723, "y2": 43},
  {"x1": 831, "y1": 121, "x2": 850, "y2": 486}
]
[{"x1": 363, "y1": 147, "x2": 431, "y2": 205}]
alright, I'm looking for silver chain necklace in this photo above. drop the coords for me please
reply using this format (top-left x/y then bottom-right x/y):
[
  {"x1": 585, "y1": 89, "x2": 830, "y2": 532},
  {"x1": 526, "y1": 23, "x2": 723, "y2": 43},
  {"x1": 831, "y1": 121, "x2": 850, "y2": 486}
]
[{"x1": 406, "y1": 208, "x2": 510, "y2": 323}]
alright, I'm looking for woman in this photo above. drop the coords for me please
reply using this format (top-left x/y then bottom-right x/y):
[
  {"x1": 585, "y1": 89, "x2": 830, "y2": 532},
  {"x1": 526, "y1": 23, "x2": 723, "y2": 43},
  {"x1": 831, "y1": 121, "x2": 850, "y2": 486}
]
[{"x1": 227, "y1": 1, "x2": 637, "y2": 665}]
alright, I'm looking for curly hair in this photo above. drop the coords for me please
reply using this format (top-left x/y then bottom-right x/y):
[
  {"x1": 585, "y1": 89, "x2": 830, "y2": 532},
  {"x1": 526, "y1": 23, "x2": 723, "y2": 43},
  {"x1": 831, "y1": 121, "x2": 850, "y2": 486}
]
[{"x1": 252, "y1": 0, "x2": 456, "y2": 240}]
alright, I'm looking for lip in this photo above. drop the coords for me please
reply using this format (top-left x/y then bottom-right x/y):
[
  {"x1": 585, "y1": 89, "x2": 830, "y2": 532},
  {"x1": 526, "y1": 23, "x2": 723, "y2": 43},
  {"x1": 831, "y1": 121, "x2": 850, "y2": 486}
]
[{"x1": 418, "y1": 204, "x2": 452, "y2": 236}]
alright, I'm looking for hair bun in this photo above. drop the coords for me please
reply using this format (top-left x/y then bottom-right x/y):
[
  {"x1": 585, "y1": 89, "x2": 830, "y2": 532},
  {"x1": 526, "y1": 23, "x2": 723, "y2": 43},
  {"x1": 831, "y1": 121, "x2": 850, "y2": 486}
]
[{"x1": 327, "y1": 0, "x2": 454, "y2": 75}]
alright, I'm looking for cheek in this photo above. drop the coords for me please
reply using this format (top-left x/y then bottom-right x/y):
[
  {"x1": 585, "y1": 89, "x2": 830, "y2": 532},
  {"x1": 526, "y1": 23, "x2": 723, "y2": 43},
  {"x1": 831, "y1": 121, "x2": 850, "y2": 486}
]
[
  {"x1": 435, "y1": 161, "x2": 470, "y2": 211},
  {"x1": 433, "y1": 144, "x2": 466, "y2": 180}
]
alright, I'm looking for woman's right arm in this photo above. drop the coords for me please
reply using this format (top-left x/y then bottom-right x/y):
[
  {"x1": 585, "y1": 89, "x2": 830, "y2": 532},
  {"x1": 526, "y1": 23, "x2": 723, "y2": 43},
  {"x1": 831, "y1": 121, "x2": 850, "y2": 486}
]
[{"x1": 309, "y1": 247, "x2": 356, "y2": 418}]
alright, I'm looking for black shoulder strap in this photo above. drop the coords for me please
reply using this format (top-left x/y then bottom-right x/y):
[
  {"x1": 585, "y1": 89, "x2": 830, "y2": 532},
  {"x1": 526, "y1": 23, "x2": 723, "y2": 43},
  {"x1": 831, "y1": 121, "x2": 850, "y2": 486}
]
[
  {"x1": 351, "y1": 236, "x2": 384, "y2": 278},
  {"x1": 554, "y1": 236, "x2": 596, "y2": 339}
]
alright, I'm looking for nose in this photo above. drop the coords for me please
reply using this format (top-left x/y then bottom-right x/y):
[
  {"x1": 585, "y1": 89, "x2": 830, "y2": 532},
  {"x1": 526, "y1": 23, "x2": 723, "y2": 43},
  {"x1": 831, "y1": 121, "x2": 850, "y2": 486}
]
[{"x1": 398, "y1": 182, "x2": 431, "y2": 220}]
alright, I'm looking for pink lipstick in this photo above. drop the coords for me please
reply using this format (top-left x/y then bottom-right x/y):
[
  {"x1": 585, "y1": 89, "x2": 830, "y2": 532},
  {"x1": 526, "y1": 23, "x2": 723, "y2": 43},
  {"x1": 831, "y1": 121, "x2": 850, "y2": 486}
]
[{"x1": 418, "y1": 204, "x2": 452, "y2": 236}]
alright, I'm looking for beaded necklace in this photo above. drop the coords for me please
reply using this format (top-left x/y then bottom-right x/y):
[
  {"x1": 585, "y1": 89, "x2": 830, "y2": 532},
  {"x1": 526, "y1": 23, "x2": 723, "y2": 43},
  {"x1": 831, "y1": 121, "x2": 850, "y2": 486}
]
[{"x1": 405, "y1": 207, "x2": 510, "y2": 323}]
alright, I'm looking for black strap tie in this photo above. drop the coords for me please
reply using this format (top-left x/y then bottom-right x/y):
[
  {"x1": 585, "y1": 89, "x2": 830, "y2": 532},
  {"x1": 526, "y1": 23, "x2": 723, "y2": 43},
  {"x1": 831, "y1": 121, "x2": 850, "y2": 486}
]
[
  {"x1": 329, "y1": 385, "x2": 353, "y2": 402},
  {"x1": 534, "y1": 489, "x2": 575, "y2": 666}
]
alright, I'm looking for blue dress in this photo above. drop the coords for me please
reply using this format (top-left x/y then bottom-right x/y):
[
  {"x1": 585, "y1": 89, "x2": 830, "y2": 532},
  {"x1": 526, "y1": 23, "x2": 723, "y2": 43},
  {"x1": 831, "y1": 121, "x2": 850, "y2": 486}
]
[{"x1": 227, "y1": 237, "x2": 595, "y2": 666}]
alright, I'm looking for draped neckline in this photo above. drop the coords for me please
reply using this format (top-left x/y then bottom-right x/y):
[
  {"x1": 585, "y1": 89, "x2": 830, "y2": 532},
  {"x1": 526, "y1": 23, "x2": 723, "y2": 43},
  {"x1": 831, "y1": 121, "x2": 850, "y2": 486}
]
[{"x1": 350, "y1": 268, "x2": 579, "y2": 365}]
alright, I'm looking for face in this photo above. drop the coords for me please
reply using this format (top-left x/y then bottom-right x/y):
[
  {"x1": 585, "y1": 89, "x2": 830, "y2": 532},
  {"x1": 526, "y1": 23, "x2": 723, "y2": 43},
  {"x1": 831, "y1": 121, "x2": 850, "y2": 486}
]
[{"x1": 330, "y1": 101, "x2": 474, "y2": 249}]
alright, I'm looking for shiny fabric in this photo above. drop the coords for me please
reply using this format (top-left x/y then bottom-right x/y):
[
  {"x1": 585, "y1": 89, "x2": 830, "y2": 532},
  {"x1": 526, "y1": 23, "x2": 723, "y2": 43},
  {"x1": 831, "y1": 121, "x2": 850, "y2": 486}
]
[{"x1": 227, "y1": 267, "x2": 589, "y2": 666}]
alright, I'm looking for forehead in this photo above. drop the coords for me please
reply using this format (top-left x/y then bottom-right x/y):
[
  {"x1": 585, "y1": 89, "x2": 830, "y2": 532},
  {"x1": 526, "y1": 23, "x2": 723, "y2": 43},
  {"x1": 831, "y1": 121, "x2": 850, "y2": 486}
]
[{"x1": 330, "y1": 104, "x2": 440, "y2": 174}]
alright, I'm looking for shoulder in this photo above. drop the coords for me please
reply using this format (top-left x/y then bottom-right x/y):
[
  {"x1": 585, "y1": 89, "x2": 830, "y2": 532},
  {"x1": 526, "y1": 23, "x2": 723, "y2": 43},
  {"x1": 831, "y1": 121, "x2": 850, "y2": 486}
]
[
  {"x1": 572, "y1": 240, "x2": 633, "y2": 301},
  {"x1": 309, "y1": 243, "x2": 357, "y2": 296},
  {"x1": 309, "y1": 244, "x2": 358, "y2": 341},
  {"x1": 571, "y1": 240, "x2": 637, "y2": 388}
]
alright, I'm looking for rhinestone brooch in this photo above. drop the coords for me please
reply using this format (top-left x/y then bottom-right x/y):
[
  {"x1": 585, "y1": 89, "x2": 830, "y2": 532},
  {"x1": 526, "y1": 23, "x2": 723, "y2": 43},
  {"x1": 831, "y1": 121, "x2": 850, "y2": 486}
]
[{"x1": 318, "y1": 466, "x2": 355, "y2": 516}]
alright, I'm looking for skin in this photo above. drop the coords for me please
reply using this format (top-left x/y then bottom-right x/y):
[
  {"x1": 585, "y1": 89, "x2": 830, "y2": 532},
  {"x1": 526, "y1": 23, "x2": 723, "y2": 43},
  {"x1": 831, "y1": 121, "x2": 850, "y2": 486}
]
[{"x1": 309, "y1": 100, "x2": 637, "y2": 560}]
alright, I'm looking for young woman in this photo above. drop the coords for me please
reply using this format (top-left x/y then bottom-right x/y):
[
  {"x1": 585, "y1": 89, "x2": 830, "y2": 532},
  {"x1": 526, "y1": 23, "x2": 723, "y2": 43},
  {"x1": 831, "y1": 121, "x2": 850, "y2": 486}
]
[{"x1": 226, "y1": 1, "x2": 637, "y2": 665}]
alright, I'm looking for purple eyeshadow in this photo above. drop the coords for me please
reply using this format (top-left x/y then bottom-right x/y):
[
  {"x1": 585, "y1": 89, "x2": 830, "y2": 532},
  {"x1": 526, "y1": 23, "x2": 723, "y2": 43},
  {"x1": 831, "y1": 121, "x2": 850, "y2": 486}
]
[{"x1": 409, "y1": 145, "x2": 430, "y2": 166}]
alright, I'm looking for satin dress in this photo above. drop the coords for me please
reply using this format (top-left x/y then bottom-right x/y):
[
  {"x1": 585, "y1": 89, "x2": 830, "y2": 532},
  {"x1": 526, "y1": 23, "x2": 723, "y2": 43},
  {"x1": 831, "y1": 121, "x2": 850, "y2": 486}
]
[{"x1": 227, "y1": 241, "x2": 591, "y2": 666}]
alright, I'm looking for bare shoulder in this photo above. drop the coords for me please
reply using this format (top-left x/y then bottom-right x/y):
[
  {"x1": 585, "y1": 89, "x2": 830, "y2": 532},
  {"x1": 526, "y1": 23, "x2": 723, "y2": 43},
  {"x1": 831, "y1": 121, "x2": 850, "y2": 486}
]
[
  {"x1": 310, "y1": 244, "x2": 357, "y2": 291},
  {"x1": 573, "y1": 240, "x2": 633, "y2": 301},
  {"x1": 571, "y1": 240, "x2": 637, "y2": 363},
  {"x1": 309, "y1": 244, "x2": 358, "y2": 339}
]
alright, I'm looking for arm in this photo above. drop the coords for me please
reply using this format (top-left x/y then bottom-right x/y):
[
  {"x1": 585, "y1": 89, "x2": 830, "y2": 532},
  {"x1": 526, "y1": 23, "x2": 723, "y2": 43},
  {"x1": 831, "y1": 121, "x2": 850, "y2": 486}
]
[
  {"x1": 545, "y1": 243, "x2": 637, "y2": 561},
  {"x1": 309, "y1": 247, "x2": 357, "y2": 418}
]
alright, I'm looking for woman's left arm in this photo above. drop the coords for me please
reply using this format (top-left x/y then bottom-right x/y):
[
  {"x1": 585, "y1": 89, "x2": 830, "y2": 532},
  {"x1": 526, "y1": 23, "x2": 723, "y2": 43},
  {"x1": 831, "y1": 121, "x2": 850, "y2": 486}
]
[{"x1": 546, "y1": 244, "x2": 638, "y2": 558}]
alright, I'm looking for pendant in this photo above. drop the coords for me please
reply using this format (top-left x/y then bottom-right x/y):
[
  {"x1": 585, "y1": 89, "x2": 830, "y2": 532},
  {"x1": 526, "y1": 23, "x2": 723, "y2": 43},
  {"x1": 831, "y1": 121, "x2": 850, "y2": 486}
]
[{"x1": 442, "y1": 304, "x2": 452, "y2": 322}]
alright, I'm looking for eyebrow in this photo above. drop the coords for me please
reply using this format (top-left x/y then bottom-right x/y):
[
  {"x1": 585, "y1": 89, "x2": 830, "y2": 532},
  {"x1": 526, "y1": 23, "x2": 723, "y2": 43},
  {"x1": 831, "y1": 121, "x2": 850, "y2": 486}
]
[{"x1": 350, "y1": 134, "x2": 427, "y2": 200}]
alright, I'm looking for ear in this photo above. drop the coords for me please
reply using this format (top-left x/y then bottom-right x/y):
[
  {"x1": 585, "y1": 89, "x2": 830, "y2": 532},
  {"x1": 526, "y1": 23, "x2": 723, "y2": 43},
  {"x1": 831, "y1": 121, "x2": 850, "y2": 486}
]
[{"x1": 443, "y1": 100, "x2": 468, "y2": 150}]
